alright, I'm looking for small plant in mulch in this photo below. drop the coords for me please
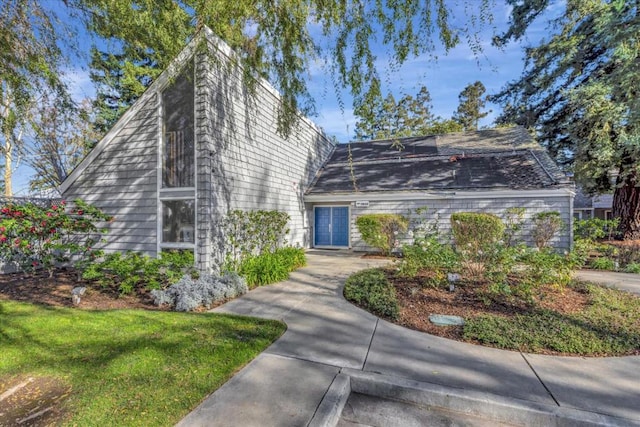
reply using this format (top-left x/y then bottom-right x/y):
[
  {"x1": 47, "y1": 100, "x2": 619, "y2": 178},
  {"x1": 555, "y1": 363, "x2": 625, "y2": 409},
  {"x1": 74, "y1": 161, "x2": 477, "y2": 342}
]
[{"x1": 343, "y1": 268, "x2": 399, "y2": 319}]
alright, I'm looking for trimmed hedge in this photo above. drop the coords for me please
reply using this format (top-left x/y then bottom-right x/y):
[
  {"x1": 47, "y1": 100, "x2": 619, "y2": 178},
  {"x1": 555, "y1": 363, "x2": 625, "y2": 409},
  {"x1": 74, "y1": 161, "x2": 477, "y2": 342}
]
[
  {"x1": 450, "y1": 212, "x2": 504, "y2": 252},
  {"x1": 356, "y1": 213, "x2": 408, "y2": 255}
]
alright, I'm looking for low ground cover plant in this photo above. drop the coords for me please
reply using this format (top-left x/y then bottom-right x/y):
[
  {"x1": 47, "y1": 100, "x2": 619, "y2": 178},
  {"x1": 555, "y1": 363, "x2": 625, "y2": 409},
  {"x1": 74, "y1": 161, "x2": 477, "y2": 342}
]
[
  {"x1": 82, "y1": 250, "x2": 196, "y2": 294},
  {"x1": 462, "y1": 283, "x2": 640, "y2": 355},
  {"x1": 343, "y1": 268, "x2": 399, "y2": 319},
  {"x1": 0, "y1": 300, "x2": 285, "y2": 426},
  {"x1": 151, "y1": 272, "x2": 248, "y2": 311}
]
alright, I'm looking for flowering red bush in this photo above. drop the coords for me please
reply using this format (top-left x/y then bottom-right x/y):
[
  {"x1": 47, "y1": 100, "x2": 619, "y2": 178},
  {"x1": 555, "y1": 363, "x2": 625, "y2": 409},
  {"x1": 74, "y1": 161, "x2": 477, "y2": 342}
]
[{"x1": 0, "y1": 199, "x2": 112, "y2": 275}]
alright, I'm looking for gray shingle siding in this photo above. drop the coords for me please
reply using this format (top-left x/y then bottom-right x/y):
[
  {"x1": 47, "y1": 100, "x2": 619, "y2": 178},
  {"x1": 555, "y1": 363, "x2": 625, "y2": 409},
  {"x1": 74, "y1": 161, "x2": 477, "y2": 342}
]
[
  {"x1": 62, "y1": 95, "x2": 159, "y2": 256},
  {"x1": 347, "y1": 194, "x2": 572, "y2": 251},
  {"x1": 197, "y1": 38, "x2": 334, "y2": 269}
]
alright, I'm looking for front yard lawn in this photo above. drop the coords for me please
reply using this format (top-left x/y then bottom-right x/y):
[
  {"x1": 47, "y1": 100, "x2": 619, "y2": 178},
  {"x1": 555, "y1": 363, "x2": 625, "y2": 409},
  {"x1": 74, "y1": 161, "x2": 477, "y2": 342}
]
[{"x1": 0, "y1": 301, "x2": 285, "y2": 426}]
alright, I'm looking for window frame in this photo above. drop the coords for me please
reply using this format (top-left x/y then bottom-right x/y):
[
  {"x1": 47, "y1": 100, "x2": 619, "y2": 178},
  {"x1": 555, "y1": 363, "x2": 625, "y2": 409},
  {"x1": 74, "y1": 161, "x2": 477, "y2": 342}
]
[{"x1": 157, "y1": 58, "x2": 197, "y2": 257}]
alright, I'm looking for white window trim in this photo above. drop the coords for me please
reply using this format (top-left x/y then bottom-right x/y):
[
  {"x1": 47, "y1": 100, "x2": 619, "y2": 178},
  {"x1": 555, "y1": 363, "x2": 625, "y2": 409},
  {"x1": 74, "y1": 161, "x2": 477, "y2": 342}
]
[{"x1": 157, "y1": 59, "x2": 197, "y2": 260}]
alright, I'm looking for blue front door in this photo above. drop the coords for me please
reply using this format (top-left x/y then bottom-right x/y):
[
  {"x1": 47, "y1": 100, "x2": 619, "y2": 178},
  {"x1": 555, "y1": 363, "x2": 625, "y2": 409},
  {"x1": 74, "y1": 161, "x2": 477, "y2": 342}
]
[{"x1": 314, "y1": 206, "x2": 349, "y2": 247}]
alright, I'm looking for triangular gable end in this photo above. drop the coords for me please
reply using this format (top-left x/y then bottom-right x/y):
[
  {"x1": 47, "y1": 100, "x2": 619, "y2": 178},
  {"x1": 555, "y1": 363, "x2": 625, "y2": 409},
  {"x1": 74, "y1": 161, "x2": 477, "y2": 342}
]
[{"x1": 59, "y1": 28, "x2": 205, "y2": 194}]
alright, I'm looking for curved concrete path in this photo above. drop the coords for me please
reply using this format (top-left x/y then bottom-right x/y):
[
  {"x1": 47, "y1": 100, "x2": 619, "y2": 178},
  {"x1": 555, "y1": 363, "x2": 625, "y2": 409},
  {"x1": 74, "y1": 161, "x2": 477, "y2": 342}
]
[
  {"x1": 575, "y1": 270, "x2": 640, "y2": 296},
  {"x1": 178, "y1": 251, "x2": 640, "y2": 426}
]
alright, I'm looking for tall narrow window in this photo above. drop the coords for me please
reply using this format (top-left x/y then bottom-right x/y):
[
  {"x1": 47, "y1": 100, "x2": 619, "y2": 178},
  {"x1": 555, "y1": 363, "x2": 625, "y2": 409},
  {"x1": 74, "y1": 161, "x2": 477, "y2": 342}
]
[
  {"x1": 159, "y1": 59, "x2": 196, "y2": 253},
  {"x1": 162, "y1": 63, "x2": 195, "y2": 188}
]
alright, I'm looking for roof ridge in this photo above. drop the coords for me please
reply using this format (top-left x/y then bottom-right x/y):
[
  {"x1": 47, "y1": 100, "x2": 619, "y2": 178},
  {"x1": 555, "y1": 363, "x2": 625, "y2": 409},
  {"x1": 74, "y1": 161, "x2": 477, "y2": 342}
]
[{"x1": 325, "y1": 149, "x2": 534, "y2": 167}]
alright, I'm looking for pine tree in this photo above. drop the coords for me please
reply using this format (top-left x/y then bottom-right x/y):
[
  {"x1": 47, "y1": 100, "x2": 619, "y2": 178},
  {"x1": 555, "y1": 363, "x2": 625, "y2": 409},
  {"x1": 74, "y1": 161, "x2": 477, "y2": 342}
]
[
  {"x1": 453, "y1": 81, "x2": 489, "y2": 131},
  {"x1": 492, "y1": 0, "x2": 640, "y2": 239}
]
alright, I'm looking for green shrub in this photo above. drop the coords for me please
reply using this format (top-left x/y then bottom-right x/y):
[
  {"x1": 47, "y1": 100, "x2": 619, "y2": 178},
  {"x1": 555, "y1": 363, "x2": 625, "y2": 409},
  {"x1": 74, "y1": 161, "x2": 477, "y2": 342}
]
[
  {"x1": 624, "y1": 263, "x2": 640, "y2": 274},
  {"x1": 590, "y1": 257, "x2": 617, "y2": 271},
  {"x1": 399, "y1": 236, "x2": 459, "y2": 278},
  {"x1": 616, "y1": 243, "x2": 640, "y2": 267},
  {"x1": 502, "y1": 207, "x2": 526, "y2": 247},
  {"x1": 532, "y1": 211, "x2": 564, "y2": 249},
  {"x1": 222, "y1": 210, "x2": 291, "y2": 270},
  {"x1": 238, "y1": 246, "x2": 306, "y2": 288},
  {"x1": 82, "y1": 250, "x2": 196, "y2": 294},
  {"x1": 574, "y1": 217, "x2": 619, "y2": 241},
  {"x1": 450, "y1": 212, "x2": 504, "y2": 254},
  {"x1": 356, "y1": 214, "x2": 408, "y2": 255},
  {"x1": 568, "y1": 238, "x2": 592, "y2": 269},
  {"x1": 0, "y1": 199, "x2": 112, "y2": 275},
  {"x1": 343, "y1": 268, "x2": 399, "y2": 319},
  {"x1": 510, "y1": 248, "x2": 573, "y2": 301}
]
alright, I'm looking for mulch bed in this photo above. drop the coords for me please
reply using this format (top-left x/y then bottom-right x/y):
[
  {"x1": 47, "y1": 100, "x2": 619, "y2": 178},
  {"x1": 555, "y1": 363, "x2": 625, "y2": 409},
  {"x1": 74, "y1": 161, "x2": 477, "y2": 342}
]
[
  {"x1": 388, "y1": 270, "x2": 590, "y2": 342},
  {"x1": 0, "y1": 269, "x2": 158, "y2": 310}
]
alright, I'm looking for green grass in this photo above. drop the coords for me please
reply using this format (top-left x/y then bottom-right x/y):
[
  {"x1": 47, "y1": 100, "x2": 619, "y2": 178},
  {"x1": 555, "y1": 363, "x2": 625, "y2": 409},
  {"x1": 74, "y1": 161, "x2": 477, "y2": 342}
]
[
  {"x1": 463, "y1": 282, "x2": 640, "y2": 356},
  {"x1": 0, "y1": 301, "x2": 286, "y2": 426}
]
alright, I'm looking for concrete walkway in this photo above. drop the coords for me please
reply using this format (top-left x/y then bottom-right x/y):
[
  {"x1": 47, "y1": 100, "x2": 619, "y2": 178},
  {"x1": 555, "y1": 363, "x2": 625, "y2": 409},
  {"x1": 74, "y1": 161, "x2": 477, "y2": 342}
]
[
  {"x1": 575, "y1": 270, "x2": 640, "y2": 296},
  {"x1": 178, "y1": 251, "x2": 640, "y2": 426}
]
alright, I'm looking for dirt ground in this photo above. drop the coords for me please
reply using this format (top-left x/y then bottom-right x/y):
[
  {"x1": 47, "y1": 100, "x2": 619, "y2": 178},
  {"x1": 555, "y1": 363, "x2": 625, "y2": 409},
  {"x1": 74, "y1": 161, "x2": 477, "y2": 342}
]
[{"x1": 0, "y1": 268, "x2": 158, "y2": 310}]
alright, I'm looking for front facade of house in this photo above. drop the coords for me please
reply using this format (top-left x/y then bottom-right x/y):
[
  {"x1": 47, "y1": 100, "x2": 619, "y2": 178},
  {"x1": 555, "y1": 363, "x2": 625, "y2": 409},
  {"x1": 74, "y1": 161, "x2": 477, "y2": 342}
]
[
  {"x1": 304, "y1": 128, "x2": 576, "y2": 250},
  {"x1": 60, "y1": 28, "x2": 335, "y2": 271},
  {"x1": 60, "y1": 29, "x2": 574, "y2": 272}
]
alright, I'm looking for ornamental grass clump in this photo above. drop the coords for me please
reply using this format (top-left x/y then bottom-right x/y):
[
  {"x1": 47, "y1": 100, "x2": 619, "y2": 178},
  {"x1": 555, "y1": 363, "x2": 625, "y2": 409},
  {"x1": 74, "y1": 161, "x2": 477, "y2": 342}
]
[
  {"x1": 151, "y1": 272, "x2": 248, "y2": 311},
  {"x1": 238, "y1": 246, "x2": 306, "y2": 288}
]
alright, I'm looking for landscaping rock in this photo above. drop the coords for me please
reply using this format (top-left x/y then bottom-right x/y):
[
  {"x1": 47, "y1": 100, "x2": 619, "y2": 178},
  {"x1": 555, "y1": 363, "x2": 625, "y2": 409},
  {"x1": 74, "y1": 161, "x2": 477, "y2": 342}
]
[{"x1": 71, "y1": 287, "x2": 86, "y2": 306}]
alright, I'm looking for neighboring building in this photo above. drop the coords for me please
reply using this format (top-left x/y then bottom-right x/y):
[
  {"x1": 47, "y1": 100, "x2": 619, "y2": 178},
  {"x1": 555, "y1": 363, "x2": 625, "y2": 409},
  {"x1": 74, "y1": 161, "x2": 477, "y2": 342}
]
[
  {"x1": 59, "y1": 28, "x2": 575, "y2": 272},
  {"x1": 574, "y1": 189, "x2": 613, "y2": 220},
  {"x1": 305, "y1": 127, "x2": 575, "y2": 250}
]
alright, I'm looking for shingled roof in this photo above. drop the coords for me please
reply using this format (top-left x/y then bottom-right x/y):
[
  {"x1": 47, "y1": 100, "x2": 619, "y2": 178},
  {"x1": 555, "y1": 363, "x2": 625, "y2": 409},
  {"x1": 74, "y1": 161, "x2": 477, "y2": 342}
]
[{"x1": 306, "y1": 127, "x2": 571, "y2": 194}]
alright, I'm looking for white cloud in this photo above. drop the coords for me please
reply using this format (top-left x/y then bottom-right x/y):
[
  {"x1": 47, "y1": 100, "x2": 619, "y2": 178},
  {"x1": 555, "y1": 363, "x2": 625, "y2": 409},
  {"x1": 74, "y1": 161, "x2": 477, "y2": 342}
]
[{"x1": 62, "y1": 66, "x2": 95, "y2": 102}]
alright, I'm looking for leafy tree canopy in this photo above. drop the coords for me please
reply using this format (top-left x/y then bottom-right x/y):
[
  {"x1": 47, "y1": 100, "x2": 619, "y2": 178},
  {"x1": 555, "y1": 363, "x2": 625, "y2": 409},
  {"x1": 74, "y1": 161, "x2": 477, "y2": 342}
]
[
  {"x1": 0, "y1": 0, "x2": 72, "y2": 195},
  {"x1": 492, "y1": 0, "x2": 640, "y2": 239},
  {"x1": 76, "y1": 0, "x2": 494, "y2": 137},
  {"x1": 354, "y1": 85, "x2": 463, "y2": 140}
]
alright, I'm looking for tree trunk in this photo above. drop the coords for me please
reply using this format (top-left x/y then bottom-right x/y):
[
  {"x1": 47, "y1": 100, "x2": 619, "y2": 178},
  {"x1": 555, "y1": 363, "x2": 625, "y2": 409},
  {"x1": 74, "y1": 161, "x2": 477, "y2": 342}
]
[
  {"x1": 3, "y1": 131, "x2": 11, "y2": 197},
  {"x1": 613, "y1": 171, "x2": 640, "y2": 240}
]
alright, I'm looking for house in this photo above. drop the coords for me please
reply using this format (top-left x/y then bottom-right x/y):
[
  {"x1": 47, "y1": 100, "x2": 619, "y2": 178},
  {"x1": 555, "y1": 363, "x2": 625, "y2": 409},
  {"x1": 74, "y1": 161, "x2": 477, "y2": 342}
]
[
  {"x1": 60, "y1": 27, "x2": 575, "y2": 273},
  {"x1": 59, "y1": 27, "x2": 335, "y2": 272},
  {"x1": 574, "y1": 188, "x2": 613, "y2": 220},
  {"x1": 304, "y1": 127, "x2": 575, "y2": 250}
]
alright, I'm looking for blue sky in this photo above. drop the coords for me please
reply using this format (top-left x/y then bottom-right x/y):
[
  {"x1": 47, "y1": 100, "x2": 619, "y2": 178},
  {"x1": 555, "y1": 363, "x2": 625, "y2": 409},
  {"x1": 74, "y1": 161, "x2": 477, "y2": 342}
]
[{"x1": 12, "y1": 1, "x2": 562, "y2": 195}]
